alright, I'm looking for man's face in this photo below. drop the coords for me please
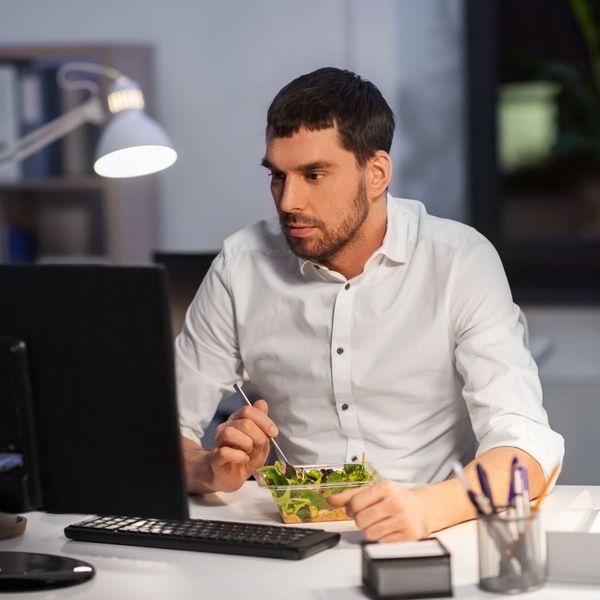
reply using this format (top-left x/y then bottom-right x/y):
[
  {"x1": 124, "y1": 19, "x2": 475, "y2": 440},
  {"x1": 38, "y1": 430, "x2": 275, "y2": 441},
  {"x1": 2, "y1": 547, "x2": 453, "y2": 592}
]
[{"x1": 262, "y1": 126, "x2": 369, "y2": 262}]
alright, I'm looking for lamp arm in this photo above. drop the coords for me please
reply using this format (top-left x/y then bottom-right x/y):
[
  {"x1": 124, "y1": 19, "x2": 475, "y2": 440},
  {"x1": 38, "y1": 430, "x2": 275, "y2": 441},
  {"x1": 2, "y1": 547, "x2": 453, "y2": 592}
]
[{"x1": 0, "y1": 95, "x2": 106, "y2": 167}]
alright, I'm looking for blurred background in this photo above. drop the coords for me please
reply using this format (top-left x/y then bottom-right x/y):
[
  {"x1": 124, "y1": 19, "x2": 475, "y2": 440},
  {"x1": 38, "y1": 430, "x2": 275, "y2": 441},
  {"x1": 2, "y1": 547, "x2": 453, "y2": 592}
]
[{"x1": 0, "y1": 0, "x2": 598, "y2": 485}]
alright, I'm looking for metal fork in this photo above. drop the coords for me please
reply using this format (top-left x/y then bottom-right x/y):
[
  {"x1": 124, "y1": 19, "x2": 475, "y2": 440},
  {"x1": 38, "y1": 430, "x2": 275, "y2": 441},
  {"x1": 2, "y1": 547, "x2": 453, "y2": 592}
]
[{"x1": 233, "y1": 383, "x2": 298, "y2": 479}]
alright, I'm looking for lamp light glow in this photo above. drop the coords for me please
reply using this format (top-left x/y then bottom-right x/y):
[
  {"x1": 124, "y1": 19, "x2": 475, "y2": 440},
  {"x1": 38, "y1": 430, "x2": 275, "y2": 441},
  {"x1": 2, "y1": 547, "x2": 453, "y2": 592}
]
[
  {"x1": 94, "y1": 145, "x2": 177, "y2": 178},
  {"x1": 93, "y1": 107, "x2": 177, "y2": 178}
]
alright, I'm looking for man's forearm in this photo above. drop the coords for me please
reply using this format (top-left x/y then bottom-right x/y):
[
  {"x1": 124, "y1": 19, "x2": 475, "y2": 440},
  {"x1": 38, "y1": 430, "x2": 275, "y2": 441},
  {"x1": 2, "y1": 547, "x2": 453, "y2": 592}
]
[
  {"x1": 413, "y1": 446, "x2": 546, "y2": 535},
  {"x1": 180, "y1": 435, "x2": 217, "y2": 494}
]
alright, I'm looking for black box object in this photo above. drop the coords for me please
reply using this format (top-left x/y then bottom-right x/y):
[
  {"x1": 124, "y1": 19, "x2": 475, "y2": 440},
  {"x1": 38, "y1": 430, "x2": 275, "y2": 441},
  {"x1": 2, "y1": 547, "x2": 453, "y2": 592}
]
[{"x1": 362, "y1": 537, "x2": 452, "y2": 599}]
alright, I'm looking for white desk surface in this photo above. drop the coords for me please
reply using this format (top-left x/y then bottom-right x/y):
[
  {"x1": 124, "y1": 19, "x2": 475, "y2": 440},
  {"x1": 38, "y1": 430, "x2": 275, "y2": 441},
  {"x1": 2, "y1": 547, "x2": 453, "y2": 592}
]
[{"x1": 1, "y1": 484, "x2": 600, "y2": 599}]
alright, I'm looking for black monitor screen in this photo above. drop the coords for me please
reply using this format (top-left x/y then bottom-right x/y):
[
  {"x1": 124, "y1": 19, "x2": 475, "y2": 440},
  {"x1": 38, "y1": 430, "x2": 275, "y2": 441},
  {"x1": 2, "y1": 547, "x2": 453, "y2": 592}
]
[
  {"x1": 0, "y1": 336, "x2": 42, "y2": 513},
  {"x1": 0, "y1": 265, "x2": 188, "y2": 520}
]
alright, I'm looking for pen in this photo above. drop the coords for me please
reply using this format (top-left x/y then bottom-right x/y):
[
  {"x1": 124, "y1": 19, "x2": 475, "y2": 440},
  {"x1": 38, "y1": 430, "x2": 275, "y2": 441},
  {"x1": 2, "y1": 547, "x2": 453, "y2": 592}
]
[
  {"x1": 452, "y1": 462, "x2": 484, "y2": 513},
  {"x1": 476, "y1": 463, "x2": 496, "y2": 513},
  {"x1": 513, "y1": 467, "x2": 525, "y2": 533},
  {"x1": 519, "y1": 467, "x2": 530, "y2": 514},
  {"x1": 453, "y1": 462, "x2": 495, "y2": 517},
  {"x1": 514, "y1": 465, "x2": 535, "y2": 570},
  {"x1": 532, "y1": 463, "x2": 561, "y2": 513},
  {"x1": 452, "y1": 461, "x2": 470, "y2": 490},
  {"x1": 507, "y1": 456, "x2": 519, "y2": 506}
]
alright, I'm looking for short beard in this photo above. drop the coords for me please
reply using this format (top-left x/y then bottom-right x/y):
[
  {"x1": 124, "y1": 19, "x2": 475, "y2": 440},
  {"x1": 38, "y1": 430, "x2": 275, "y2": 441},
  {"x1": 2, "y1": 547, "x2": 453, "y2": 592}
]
[{"x1": 280, "y1": 179, "x2": 369, "y2": 262}]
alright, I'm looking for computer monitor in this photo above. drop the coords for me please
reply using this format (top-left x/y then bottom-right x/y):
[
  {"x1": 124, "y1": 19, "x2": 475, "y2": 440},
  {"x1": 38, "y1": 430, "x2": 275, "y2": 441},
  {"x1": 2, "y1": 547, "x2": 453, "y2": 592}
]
[
  {"x1": 0, "y1": 264, "x2": 188, "y2": 520},
  {"x1": 0, "y1": 336, "x2": 42, "y2": 515}
]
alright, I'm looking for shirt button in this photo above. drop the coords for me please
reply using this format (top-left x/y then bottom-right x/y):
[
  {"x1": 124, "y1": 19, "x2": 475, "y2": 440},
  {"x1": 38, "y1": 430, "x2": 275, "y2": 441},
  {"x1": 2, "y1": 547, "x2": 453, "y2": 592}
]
[
  {"x1": 344, "y1": 283, "x2": 350, "y2": 290},
  {"x1": 341, "y1": 403, "x2": 349, "y2": 411},
  {"x1": 351, "y1": 455, "x2": 358, "y2": 462},
  {"x1": 336, "y1": 347, "x2": 344, "y2": 355}
]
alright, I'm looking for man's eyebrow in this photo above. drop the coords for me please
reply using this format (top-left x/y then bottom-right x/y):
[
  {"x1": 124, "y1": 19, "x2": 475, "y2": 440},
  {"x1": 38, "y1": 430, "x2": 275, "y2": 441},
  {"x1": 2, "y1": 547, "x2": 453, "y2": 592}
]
[
  {"x1": 297, "y1": 160, "x2": 336, "y2": 173},
  {"x1": 261, "y1": 158, "x2": 277, "y2": 170},
  {"x1": 260, "y1": 158, "x2": 337, "y2": 172}
]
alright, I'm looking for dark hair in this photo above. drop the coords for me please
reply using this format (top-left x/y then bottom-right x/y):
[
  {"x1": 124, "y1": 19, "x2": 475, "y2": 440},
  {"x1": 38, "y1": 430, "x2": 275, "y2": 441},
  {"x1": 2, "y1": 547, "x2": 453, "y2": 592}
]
[{"x1": 266, "y1": 67, "x2": 395, "y2": 165}]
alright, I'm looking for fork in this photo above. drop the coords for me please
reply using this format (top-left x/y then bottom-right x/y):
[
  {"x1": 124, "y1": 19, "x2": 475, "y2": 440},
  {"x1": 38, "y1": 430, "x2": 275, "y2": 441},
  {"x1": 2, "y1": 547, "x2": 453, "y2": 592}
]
[{"x1": 233, "y1": 383, "x2": 299, "y2": 479}]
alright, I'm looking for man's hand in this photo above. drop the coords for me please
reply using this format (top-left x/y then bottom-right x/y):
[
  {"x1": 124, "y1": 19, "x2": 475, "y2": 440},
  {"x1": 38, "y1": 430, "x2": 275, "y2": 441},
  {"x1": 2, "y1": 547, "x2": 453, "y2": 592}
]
[
  {"x1": 327, "y1": 480, "x2": 431, "y2": 542},
  {"x1": 207, "y1": 399, "x2": 277, "y2": 492},
  {"x1": 181, "y1": 399, "x2": 277, "y2": 494},
  {"x1": 327, "y1": 448, "x2": 547, "y2": 541}
]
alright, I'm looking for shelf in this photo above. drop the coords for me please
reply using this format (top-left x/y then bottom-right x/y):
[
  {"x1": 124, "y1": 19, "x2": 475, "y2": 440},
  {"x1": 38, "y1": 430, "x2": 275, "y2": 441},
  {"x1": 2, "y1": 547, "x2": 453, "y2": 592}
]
[
  {"x1": 36, "y1": 254, "x2": 111, "y2": 264},
  {"x1": 0, "y1": 43, "x2": 158, "y2": 264},
  {"x1": 0, "y1": 176, "x2": 109, "y2": 192}
]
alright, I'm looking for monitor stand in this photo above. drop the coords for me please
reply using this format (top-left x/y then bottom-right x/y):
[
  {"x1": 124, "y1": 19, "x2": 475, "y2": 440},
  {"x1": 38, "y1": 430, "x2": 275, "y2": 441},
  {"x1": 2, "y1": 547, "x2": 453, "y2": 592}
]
[{"x1": 0, "y1": 513, "x2": 95, "y2": 590}]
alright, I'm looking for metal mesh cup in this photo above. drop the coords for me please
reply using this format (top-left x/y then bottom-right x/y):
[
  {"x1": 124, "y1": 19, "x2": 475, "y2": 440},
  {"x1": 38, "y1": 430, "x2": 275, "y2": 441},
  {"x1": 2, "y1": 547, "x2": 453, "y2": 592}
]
[{"x1": 477, "y1": 509, "x2": 545, "y2": 594}]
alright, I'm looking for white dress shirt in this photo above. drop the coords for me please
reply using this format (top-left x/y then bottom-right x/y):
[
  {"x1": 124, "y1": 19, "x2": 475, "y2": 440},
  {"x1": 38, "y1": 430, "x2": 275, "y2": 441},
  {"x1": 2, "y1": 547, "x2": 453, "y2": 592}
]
[{"x1": 175, "y1": 195, "x2": 564, "y2": 484}]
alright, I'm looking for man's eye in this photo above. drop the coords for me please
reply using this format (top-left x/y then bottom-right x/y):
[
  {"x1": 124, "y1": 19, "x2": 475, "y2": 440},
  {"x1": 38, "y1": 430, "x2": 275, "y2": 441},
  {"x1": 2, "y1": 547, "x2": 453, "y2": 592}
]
[
  {"x1": 269, "y1": 171, "x2": 285, "y2": 181},
  {"x1": 306, "y1": 173, "x2": 323, "y2": 181}
]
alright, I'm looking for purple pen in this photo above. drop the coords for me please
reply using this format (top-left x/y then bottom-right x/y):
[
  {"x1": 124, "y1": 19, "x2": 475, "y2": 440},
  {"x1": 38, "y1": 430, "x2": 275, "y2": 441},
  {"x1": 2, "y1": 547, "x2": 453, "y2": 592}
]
[
  {"x1": 476, "y1": 462, "x2": 496, "y2": 512},
  {"x1": 507, "y1": 456, "x2": 519, "y2": 506},
  {"x1": 469, "y1": 490, "x2": 493, "y2": 516}
]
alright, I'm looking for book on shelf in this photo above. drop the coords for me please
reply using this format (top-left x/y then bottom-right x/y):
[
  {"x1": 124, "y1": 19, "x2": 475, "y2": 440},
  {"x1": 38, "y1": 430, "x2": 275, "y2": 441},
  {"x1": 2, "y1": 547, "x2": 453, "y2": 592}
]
[
  {"x1": 0, "y1": 63, "x2": 21, "y2": 182},
  {"x1": 6, "y1": 225, "x2": 38, "y2": 263},
  {"x1": 0, "y1": 220, "x2": 7, "y2": 262},
  {"x1": 19, "y1": 61, "x2": 64, "y2": 178}
]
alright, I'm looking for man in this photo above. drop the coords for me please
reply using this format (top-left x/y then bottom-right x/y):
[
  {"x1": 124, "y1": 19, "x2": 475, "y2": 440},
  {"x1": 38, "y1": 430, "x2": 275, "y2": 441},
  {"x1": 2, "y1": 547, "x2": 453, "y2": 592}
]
[{"x1": 177, "y1": 67, "x2": 564, "y2": 541}]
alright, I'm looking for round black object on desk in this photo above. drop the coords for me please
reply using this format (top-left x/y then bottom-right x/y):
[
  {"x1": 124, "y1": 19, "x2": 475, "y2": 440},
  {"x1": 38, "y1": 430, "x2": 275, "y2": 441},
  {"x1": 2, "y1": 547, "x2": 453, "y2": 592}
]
[{"x1": 0, "y1": 551, "x2": 95, "y2": 591}]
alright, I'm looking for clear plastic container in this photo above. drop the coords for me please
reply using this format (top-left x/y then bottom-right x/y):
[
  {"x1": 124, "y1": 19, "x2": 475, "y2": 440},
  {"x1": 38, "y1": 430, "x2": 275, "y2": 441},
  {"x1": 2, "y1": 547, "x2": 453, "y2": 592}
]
[{"x1": 255, "y1": 462, "x2": 378, "y2": 524}]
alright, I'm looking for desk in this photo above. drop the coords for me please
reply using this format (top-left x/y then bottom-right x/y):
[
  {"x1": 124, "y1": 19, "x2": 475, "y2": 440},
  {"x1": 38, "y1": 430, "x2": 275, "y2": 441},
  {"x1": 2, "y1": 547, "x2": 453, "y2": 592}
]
[{"x1": 1, "y1": 484, "x2": 599, "y2": 599}]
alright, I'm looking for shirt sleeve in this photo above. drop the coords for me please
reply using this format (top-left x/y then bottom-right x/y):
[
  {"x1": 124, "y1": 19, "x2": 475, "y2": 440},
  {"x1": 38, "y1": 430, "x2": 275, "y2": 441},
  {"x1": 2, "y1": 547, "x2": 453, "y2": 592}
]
[
  {"x1": 449, "y1": 239, "x2": 565, "y2": 479},
  {"x1": 175, "y1": 251, "x2": 243, "y2": 445}
]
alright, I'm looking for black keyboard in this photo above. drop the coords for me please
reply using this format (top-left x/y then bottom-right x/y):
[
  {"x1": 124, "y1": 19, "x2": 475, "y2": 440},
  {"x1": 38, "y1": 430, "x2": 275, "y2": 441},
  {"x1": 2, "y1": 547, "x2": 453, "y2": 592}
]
[{"x1": 64, "y1": 515, "x2": 340, "y2": 560}]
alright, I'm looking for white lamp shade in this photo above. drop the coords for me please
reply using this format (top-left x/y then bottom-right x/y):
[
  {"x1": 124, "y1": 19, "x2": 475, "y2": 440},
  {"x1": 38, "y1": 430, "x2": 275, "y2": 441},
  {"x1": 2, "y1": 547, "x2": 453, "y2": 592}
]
[{"x1": 94, "y1": 109, "x2": 177, "y2": 178}]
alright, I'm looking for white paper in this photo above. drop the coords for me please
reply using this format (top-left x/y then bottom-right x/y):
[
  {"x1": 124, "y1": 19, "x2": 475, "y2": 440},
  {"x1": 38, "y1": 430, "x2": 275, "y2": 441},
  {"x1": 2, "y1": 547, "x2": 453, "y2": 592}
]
[
  {"x1": 566, "y1": 489, "x2": 593, "y2": 511},
  {"x1": 586, "y1": 510, "x2": 600, "y2": 534},
  {"x1": 364, "y1": 539, "x2": 445, "y2": 559}
]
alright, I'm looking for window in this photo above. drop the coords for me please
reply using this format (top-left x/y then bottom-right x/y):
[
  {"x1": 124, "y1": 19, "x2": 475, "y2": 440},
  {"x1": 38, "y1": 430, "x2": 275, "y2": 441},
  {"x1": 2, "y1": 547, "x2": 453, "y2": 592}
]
[{"x1": 466, "y1": 0, "x2": 600, "y2": 303}]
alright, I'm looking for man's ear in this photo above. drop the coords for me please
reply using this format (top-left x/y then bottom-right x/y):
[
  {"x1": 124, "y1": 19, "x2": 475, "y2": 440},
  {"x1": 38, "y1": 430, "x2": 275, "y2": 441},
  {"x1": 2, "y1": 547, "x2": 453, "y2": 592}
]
[{"x1": 366, "y1": 151, "x2": 392, "y2": 198}]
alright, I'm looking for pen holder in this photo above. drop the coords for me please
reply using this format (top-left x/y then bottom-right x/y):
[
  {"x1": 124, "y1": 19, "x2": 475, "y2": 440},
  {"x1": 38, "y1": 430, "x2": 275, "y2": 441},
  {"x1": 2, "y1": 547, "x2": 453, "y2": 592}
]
[{"x1": 477, "y1": 510, "x2": 545, "y2": 594}]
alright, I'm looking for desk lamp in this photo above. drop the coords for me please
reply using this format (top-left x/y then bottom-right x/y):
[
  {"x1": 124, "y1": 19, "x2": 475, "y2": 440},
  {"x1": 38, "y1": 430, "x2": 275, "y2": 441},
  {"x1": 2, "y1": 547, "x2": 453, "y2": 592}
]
[{"x1": 0, "y1": 61, "x2": 177, "y2": 177}]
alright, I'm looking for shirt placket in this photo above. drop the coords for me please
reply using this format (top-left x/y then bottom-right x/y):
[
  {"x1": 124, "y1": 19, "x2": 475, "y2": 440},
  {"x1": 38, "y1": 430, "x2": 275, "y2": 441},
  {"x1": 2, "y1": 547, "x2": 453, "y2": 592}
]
[{"x1": 331, "y1": 280, "x2": 364, "y2": 463}]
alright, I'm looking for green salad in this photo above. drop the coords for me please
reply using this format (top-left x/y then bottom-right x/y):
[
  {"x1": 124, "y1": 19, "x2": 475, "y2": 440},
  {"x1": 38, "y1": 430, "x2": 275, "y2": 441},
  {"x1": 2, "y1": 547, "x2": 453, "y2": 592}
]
[{"x1": 257, "y1": 458, "x2": 376, "y2": 522}]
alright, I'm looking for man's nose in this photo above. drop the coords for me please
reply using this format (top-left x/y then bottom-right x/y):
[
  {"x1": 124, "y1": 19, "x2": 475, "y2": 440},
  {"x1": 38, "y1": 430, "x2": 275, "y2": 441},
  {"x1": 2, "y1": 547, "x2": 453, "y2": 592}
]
[{"x1": 278, "y1": 177, "x2": 306, "y2": 213}]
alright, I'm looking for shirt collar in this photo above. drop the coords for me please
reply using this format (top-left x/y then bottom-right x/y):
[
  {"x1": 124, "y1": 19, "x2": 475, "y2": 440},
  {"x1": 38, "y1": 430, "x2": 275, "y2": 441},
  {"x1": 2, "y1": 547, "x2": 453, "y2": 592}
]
[
  {"x1": 297, "y1": 193, "x2": 408, "y2": 276},
  {"x1": 298, "y1": 257, "x2": 321, "y2": 276},
  {"x1": 378, "y1": 193, "x2": 407, "y2": 264}
]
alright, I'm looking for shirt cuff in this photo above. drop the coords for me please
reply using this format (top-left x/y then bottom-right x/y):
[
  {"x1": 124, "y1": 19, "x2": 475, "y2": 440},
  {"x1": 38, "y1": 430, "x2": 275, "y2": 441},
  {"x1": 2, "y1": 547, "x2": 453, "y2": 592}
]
[
  {"x1": 476, "y1": 429, "x2": 565, "y2": 484},
  {"x1": 180, "y1": 426, "x2": 202, "y2": 447}
]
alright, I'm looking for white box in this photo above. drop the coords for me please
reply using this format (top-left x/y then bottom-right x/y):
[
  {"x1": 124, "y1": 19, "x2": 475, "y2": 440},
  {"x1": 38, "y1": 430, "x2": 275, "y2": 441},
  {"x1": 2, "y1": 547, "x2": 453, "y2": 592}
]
[{"x1": 546, "y1": 506, "x2": 600, "y2": 584}]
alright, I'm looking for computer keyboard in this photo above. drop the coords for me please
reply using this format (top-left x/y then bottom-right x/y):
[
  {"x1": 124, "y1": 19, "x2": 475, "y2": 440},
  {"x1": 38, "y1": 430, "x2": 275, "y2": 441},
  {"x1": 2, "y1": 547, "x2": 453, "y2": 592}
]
[{"x1": 64, "y1": 515, "x2": 341, "y2": 560}]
